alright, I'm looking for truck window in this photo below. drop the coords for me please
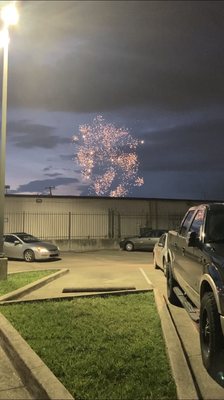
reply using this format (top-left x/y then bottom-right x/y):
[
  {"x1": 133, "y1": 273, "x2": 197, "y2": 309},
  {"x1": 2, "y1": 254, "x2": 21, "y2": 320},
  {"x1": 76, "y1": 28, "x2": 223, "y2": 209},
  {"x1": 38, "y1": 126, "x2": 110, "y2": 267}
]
[
  {"x1": 206, "y1": 209, "x2": 224, "y2": 242},
  {"x1": 179, "y1": 210, "x2": 195, "y2": 237},
  {"x1": 189, "y1": 209, "x2": 205, "y2": 237}
]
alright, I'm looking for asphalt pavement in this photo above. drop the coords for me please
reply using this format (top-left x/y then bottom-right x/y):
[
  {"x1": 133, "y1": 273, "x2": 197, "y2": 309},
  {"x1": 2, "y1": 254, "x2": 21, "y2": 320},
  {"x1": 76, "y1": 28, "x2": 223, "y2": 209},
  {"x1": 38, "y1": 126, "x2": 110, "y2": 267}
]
[{"x1": 1, "y1": 250, "x2": 224, "y2": 399}]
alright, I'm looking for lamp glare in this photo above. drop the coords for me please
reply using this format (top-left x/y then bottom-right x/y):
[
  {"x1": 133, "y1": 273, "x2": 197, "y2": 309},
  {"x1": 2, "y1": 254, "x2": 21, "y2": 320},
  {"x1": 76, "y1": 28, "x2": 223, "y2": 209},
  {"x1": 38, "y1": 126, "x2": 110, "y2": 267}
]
[
  {"x1": 1, "y1": 2, "x2": 19, "y2": 26},
  {"x1": 0, "y1": 29, "x2": 9, "y2": 48}
]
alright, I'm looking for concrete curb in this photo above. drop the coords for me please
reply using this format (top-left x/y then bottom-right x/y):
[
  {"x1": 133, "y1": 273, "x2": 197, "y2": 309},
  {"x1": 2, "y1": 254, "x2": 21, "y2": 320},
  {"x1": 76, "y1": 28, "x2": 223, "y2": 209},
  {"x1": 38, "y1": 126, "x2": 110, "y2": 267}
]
[
  {"x1": 0, "y1": 312, "x2": 74, "y2": 400},
  {"x1": 0, "y1": 268, "x2": 69, "y2": 302},
  {"x1": 153, "y1": 288, "x2": 199, "y2": 400},
  {"x1": 0, "y1": 288, "x2": 152, "y2": 305}
]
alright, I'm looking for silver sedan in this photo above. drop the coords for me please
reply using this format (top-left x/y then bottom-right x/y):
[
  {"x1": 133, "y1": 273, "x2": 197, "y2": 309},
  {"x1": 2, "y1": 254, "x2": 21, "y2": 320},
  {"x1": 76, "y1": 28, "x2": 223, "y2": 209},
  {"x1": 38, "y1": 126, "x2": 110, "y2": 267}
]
[
  {"x1": 3, "y1": 232, "x2": 60, "y2": 262},
  {"x1": 119, "y1": 229, "x2": 167, "y2": 251}
]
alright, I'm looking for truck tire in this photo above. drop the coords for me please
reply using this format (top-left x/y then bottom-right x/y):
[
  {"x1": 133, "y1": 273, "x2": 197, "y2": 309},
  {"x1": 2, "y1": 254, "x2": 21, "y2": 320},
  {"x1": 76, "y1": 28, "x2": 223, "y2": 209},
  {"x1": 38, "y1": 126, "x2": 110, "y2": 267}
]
[
  {"x1": 200, "y1": 292, "x2": 223, "y2": 372},
  {"x1": 166, "y1": 262, "x2": 179, "y2": 306}
]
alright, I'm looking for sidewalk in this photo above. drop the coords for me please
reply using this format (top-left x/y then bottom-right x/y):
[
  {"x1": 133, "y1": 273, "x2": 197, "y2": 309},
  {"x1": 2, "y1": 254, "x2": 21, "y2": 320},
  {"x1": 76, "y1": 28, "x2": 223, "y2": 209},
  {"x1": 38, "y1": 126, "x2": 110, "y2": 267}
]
[{"x1": 0, "y1": 346, "x2": 31, "y2": 400}]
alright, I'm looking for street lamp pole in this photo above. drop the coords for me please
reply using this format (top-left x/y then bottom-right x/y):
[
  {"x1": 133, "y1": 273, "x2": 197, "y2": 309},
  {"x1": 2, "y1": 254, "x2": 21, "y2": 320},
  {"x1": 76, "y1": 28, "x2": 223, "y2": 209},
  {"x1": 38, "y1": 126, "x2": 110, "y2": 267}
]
[
  {"x1": 0, "y1": 2, "x2": 19, "y2": 279},
  {"x1": 0, "y1": 27, "x2": 8, "y2": 258}
]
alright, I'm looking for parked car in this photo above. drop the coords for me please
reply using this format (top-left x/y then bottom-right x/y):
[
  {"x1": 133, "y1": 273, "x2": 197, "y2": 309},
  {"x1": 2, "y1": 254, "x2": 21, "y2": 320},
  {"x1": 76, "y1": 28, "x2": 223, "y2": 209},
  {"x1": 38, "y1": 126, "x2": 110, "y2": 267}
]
[
  {"x1": 3, "y1": 232, "x2": 60, "y2": 262},
  {"x1": 153, "y1": 232, "x2": 168, "y2": 275},
  {"x1": 119, "y1": 229, "x2": 167, "y2": 251}
]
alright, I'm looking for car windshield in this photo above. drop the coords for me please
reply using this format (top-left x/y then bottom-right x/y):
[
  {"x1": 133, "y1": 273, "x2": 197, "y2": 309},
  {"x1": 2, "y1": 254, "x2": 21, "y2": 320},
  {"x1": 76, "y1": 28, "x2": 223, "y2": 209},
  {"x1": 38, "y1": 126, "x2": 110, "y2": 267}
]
[
  {"x1": 141, "y1": 229, "x2": 166, "y2": 238},
  {"x1": 206, "y1": 209, "x2": 224, "y2": 243},
  {"x1": 16, "y1": 234, "x2": 40, "y2": 243}
]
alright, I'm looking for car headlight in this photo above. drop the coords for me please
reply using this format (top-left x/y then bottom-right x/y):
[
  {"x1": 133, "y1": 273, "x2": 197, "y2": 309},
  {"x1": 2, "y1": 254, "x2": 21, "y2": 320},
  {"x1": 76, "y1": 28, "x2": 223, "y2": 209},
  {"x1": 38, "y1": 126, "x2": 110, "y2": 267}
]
[{"x1": 35, "y1": 247, "x2": 48, "y2": 253}]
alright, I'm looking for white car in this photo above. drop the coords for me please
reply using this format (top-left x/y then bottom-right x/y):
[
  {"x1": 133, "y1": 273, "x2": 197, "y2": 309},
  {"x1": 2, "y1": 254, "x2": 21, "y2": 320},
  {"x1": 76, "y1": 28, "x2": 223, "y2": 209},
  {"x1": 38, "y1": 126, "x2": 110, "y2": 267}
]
[{"x1": 153, "y1": 232, "x2": 168, "y2": 276}]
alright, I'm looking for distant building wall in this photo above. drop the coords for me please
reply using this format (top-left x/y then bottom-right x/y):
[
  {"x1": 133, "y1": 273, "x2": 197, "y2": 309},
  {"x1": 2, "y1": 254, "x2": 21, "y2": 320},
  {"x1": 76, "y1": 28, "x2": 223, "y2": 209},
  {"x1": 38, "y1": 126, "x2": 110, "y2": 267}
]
[{"x1": 4, "y1": 195, "x2": 203, "y2": 250}]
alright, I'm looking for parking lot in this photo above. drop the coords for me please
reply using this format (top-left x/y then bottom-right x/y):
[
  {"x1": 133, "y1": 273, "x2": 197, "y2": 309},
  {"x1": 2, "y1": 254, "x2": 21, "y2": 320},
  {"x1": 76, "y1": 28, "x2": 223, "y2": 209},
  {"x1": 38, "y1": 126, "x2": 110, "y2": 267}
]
[
  {"x1": 8, "y1": 250, "x2": 164, "y2": 299},
  {"x1": 8, "y1": 250, "x2": 160, "y2": 285}
]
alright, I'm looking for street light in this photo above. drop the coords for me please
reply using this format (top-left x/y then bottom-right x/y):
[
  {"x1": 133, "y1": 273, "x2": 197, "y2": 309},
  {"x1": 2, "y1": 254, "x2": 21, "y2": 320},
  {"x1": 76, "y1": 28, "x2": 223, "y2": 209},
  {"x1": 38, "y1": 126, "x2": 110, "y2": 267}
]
[{"x1": 0, "y1": 1, "x2": 18, "y2": 279}]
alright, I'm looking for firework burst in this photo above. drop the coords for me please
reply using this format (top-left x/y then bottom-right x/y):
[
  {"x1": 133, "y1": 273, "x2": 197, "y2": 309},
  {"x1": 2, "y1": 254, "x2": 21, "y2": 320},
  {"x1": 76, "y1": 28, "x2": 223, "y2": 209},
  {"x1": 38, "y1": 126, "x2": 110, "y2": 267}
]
[{"x1": 73, "y1": 115, "x2": 144, "y2": 197}]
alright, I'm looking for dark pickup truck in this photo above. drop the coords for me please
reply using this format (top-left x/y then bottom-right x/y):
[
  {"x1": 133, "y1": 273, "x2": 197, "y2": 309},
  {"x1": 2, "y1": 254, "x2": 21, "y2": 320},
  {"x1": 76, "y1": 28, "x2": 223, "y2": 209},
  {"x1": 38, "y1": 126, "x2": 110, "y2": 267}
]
[{"x1": 166, "y1": 203, "x2": 224, "y2": 372}]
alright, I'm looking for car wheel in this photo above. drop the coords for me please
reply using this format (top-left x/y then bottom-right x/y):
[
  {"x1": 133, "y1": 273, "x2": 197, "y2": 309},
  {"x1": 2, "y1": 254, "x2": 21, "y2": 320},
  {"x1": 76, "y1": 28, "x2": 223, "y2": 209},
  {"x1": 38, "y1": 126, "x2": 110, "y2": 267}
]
[
  {"x1": 24, "y1": 249, "x2": 35, "y2": 262},
  {"x1": 200, "y1": 292, "x2": 223, "y2": 372},
  {"x1": 125, "y1": 241, "x2": 134, "y2": 251},
  {"x1": 167, "y1": 262, "x2": 179, "y2": 305}
]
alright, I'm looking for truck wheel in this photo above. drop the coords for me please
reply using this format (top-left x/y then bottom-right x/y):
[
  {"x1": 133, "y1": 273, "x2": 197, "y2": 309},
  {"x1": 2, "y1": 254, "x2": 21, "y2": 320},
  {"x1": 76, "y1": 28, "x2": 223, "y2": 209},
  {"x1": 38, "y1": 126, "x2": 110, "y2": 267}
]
[
  {"x1": 200, "y1": 292, "x2": 223, "y2": 372},
  {"x1": 167, "y1": 263, "x2": 179, "y2": 305}
]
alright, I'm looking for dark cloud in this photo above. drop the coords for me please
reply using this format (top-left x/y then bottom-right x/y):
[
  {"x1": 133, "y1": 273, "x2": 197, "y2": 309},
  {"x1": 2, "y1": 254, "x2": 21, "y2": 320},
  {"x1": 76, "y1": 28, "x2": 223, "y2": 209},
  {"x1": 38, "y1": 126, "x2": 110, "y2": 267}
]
[
  {"x1": 7, "y1": 120, "x2": 55, "y2": 135},
  {"x1": 7, "y1": 120, "x2": 70, "y2": 149},
  {"x1": 3, "y1": 0, "x2": 224, "y2": 201},
  {"x1": 44, "y1": 173, "x2": 63, "y2": 177},
  {"x1": 42, "y1": 166, "x2": 52, "y2": 172},
  {"x1": 11, "y1": 177, "x2": 80, "y2": 194},
  {"x1": 5, "y1": 1, "x2": 224, "y2": 113},
  {"x1": 140, "y1": 118, "x2": 224, "y2": 173}
]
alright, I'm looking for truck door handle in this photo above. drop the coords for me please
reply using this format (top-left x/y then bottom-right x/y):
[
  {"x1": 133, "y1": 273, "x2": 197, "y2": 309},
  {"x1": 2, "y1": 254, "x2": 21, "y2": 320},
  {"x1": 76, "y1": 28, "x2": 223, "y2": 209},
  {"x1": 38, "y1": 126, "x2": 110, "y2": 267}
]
[{"x1": 182, "y1": 247, "x2": 185, "y2": 255}]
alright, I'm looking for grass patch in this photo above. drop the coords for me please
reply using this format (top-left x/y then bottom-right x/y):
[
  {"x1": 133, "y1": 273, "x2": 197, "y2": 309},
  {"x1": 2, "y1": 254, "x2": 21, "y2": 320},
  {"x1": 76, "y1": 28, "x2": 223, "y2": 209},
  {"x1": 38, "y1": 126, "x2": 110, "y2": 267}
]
[
  {"x1": 0, "y1": 270, "x2": 58, "y2": 296},
  {"x1": 0, "y1": 293, "x2": 177, "y2": 400}
]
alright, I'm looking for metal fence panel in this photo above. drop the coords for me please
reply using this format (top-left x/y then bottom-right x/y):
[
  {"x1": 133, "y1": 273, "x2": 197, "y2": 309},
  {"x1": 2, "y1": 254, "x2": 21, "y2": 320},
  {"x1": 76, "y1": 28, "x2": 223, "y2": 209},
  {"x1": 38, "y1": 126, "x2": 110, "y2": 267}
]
[
  {"x1": 70, "y1": 213, "x2": 109, "y2": 238},
  {"x1": 120, "y1": 215, "x2": 149, "y2": 238},
  {"x1": 4, "y1": 213, "x2": 24, "y2": 233},
  {"x1": 5, "y1": 212, "x2": 109, "y2": 239},
  {"x1": 24, "y1": 213, "x2": 69, "y2": 239},
  {"x1": 167, "y1": 214, "x2": 183, "y2": 230},
  {"x1": 154, "y1": 214, "x2": 180, "y2": 230},
  {"x1": 4, "y1": 211, "x2": 183, "y2": 240},
  {"x1": 5, "y1": 212, "x2": 68, "y2": 240}
]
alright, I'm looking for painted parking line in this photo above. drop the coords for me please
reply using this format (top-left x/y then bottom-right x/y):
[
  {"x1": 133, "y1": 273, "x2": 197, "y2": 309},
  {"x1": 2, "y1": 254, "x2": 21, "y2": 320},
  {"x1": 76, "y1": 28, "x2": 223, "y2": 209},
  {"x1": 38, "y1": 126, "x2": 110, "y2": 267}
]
[{"x1": 139, "y1": 268, "x2": 153, "y2": 287}]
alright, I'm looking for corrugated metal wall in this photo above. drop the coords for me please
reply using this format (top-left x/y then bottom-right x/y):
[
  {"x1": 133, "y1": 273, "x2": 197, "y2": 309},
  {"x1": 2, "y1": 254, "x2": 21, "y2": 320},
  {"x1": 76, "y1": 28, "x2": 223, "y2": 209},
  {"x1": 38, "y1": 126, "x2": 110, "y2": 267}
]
[
  {"x1": 3, "y1": 195, "x2": 200, "y2": 240},
  {"x1": 4, "y1": 212, "x2": 109, "y2": 240}
]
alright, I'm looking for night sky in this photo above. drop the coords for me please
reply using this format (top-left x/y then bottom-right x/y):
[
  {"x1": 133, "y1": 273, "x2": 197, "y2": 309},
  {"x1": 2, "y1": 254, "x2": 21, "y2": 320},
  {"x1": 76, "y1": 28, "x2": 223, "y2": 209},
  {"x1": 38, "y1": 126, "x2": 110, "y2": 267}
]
[{"x1": 2, "y1": 0, "x2": 224, "y2": 200}]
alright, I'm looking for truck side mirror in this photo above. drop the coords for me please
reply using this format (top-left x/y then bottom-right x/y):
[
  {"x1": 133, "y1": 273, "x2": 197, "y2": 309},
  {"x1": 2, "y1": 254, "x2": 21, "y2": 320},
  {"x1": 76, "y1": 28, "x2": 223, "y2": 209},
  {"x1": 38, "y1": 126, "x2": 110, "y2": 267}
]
[{"x1": 187, "y1": 231, "x2": 198, "y2": 247}]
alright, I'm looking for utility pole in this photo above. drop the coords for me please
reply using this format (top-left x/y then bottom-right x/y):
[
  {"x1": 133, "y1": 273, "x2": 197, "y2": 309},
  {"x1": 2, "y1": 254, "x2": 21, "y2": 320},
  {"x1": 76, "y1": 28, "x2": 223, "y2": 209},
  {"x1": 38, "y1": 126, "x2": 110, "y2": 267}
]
[{"x1": 45, "y1": 186, "x2": 55, "y2": 196}]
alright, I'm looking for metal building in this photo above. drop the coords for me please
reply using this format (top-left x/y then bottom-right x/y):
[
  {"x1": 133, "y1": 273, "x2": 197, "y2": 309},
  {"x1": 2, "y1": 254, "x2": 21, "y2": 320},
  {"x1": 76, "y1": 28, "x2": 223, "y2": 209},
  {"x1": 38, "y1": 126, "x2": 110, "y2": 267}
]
[{"x1": 4, "y1": 195, "x2": 204, "y2": 250}]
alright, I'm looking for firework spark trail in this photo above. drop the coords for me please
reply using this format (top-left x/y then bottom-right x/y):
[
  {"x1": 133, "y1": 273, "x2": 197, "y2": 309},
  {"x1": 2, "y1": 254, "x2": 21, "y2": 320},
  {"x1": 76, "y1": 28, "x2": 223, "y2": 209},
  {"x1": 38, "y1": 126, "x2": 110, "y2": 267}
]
[{"x1": 73, "y1": 115, "x2": 144, "y2": 197}]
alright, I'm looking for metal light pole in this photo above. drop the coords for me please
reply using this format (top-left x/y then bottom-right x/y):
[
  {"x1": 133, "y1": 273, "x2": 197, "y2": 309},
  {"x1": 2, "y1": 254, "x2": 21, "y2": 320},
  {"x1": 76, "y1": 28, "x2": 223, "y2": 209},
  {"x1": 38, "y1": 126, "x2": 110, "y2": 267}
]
[
  {"x1": 0, "y1": 28, "x2": 9, "y2": 259},
  {"x1": 0, "y1": 2, "x2": 19, "y2": 279}
]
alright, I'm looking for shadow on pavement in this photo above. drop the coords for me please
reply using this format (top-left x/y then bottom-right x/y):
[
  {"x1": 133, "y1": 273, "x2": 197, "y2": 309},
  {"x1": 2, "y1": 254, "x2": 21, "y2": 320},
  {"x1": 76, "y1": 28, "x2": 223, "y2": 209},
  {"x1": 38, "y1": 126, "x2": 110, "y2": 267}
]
[{"x1": 210, "y1": 350, "x2": 224, "y2": 388}]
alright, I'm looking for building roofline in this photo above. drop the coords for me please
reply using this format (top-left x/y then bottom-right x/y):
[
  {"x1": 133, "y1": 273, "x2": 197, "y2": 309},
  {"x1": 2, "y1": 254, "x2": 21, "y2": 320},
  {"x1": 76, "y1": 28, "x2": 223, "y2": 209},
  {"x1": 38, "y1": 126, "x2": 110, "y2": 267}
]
[{"x1": 4, "y1": 194, "x2": 223, "y2": 203}]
